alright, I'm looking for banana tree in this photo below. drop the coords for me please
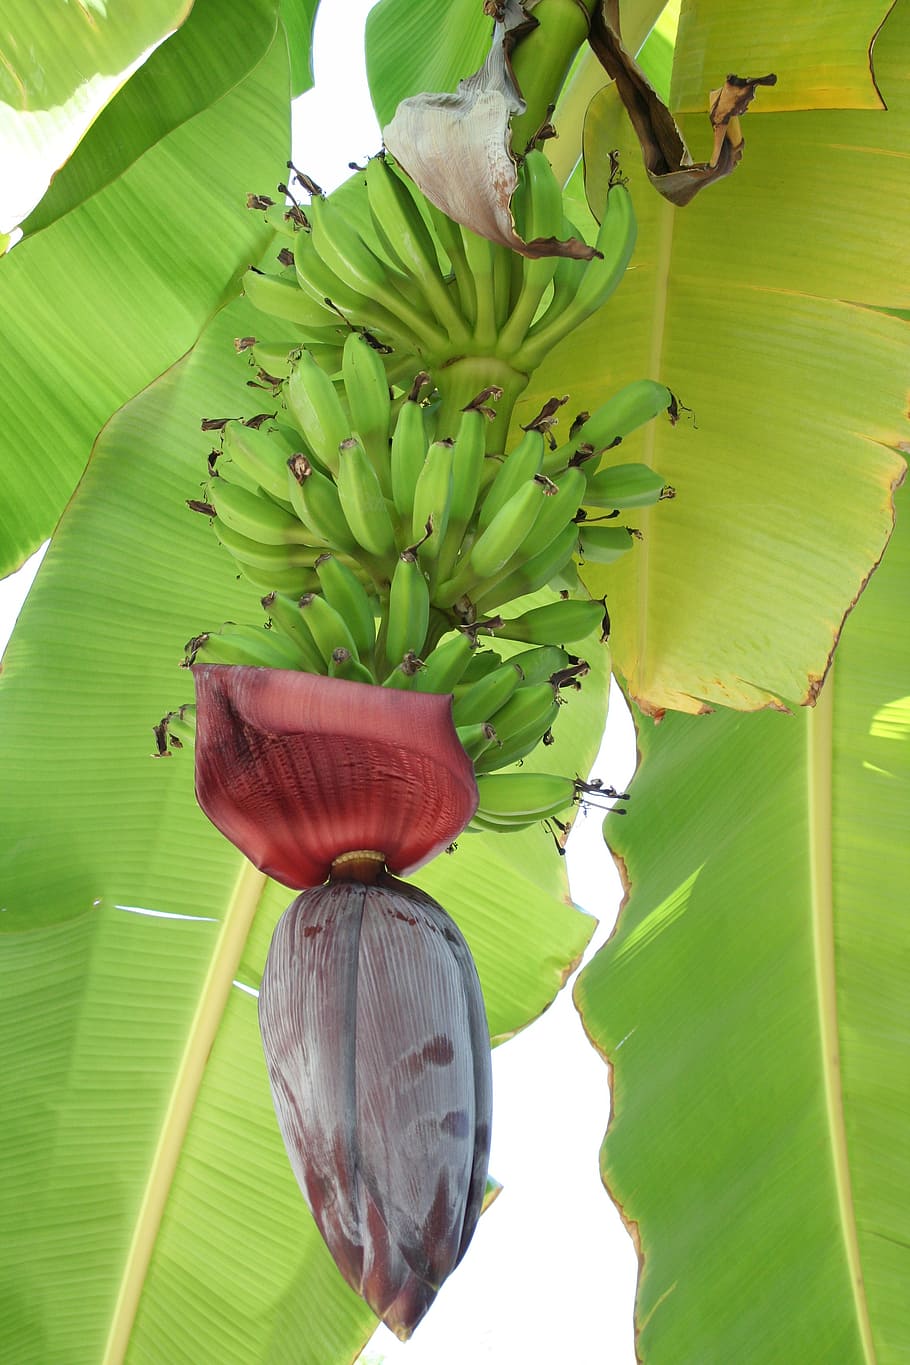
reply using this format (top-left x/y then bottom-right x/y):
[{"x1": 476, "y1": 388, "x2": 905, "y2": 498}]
[{"x1": 1, "y1": 0, "x2": 907, "y2": 1361}]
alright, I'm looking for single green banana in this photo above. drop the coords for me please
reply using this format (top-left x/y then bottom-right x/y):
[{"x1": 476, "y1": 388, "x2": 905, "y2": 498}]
[
  {"x1": 473, "y1": 681, "x2": 560, "y2": 773},
  {"x1": 541, "y1": 216, "x2": 590, "y2": 329},
  {"x1": 299, "y1": 591, "x2": 362, "y2": 666},
  {"x1": 341, "y1": 332, "x2": 393, "y2": 493},
  {"x1": 410, "y1": 439, "x2": 454, "y2": 569},
  {"x1": 584, "y1": 461, "x2": 668, "y2": 509},
  {"x1": 469, "y1": 519, "x2": 580, "y2": 617},
  {"x1": 436, "y1": 401, "x2": 494, "y2": 585},
  {"x1": 184, "y1": 623, "x2": 305, "y2": 670},
  {"x1": 285, "y1": 350, "x2": 351, "y2": 477},
  {"x1": 494, "y1": 596, "x2": 608, "y2": 645},
  {"x1": 314, "y1": 553, "x2": 377, "y2": 662},
  {"x1": 222, "y1": 420, "x2": 304, "y2": 505},
  {"x1": 474, "y1": 771, "x2": 577, "y2": 824},
  {"x1": 571, "y1": 380, "x2": 673, "y2": 462},
  {"x1": 208, "y1": 478, "x2": 314, "y2": 548},
  {"x1": 329, "y1": 647, "x2": 376, "y2": 685},
  {"x1": 498, "y1": 151, "x2": 567, "y2": 354},
  {"x1": 577, "y1": 524, "x2": 636, "y2": 563},
  {"x1": 455, "y1": 722, "x2": 500, "y2": 762},
  {"x1": 413, "y1": 630, "x2": 476, "y2": 693},
  {"x1": 336, "y1": 436, "x2": 398, "y2": 565},
  {"x1": 506, "y1": 644, "x2": 575, "y2": 685},
  {"x1": 242, "y1": 267, "x2": 339, "y2": 332},
  {"x1": 285, "y1": 455, "x2": 360, "y2": 558},
  {"x1": 521, "y1": 182, "x2": 637, "y2": 370},
  {"x1": 384, "y1": 551, "x2": 431, "y2": 669},
  {"x1": 381, "y1": 651, "x2": 423, "y2": 689},
  {"x1": 236, "y1": 560, "x2": 320, "y2": 598},
  {"x1": 467, "y1": 476, "x2": 549, "y2": 581},
  {"x1": 364, "y1": 156, "x2": 469, "y2": 343},
  {"x1": 212, "y1": 516, "x2": 323, "y2": 572},
  {"x1": 260, "y1": 592, "x2": 327, "y2": 674},
  {"x1": 477, "y1": 428, "x2": 545, "y2": 531},
  {"x1": 451, "y1": 658, "x2": 523, "y2": 727},
  {"x1": 293, "y1": 228, "x2": 407, "y2": 340},
  {"x1": 390, "y1": 383, "x2": 430, "y2": 519},
  {"x1": 456, "y1": 648, "x2": 504, "y2": 686}
]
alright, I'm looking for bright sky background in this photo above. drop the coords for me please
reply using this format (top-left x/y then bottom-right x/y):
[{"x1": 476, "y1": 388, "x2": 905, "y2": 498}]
[{"x1": 1, "y1": 3, "x2": 642, "y2": 1359}]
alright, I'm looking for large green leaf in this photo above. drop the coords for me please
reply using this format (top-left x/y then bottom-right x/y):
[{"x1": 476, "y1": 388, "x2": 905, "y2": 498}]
[
  {"x1": 0, "y1": 291, "x2": 602, "y2": 1360},
  {"x1": 365, "y1": 0, "x2": 489, "y2": 128},
  {"x1": 0, "y1": 22, "x2": 290, "y2": 582},
  {"x1": 0, "y1": 0, "x2": 191, "y2": 229},
  {"x1": 516, "y1": 0, "x2": 909, "y2": 715},
  {"x1": 575, "y1": 479, "x2": 910, "y2": 1362},
  {"x1": 21, "y1": 0, "x2": 280, "y2": 235}
]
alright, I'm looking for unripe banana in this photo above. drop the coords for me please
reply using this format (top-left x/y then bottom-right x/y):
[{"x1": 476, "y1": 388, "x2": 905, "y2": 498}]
[
  {"x1": 390, "y1": 383, "x2": 430, "y2": 519},
  {"x1": 455, "y1": 722, "x2": 500, "y2": 762},
  {"x1": 236, "y1": 560, "x2": 320, "y2": 598},
  {"x1": 494, "y1": 597, "x2": 608, "y2": 646},
  {"x1": 410, "y1": 439, "x2": 454, "y2": 568},
  {"x1": 243, "y1": 267, "x2": 338, "y2": 332},
  {"x1": 467, "y1": 476, "x2": 548, "y2": 581},
  {"x1": 299, "y1": 592, "x2": 362, "y2": 667},
  {"x1": 585, "y1": 461, "x2": 668, "y2": 509},
  {"x1": 576, "y1": 524, "x2": 636, "y2": 563},
  {"x1": 208, "y1": 479, "x2": 314, "y2": 548},
  {"x1": 507, "y1": 644, "x2": 576, "y2": 686},
  {"x1": 470, "y1": 519, "x2": 579, "y2": 617},
  {"x1": 473, "y1": 681, "x2": 560, "y2": 773},
  {"x1": 474, "y1": 771, "x2": 577, "y2": 826},
  {"x1": 385, "y1": 551, "x2": 431, "y2": 669},
  {"x1": 451, "y1": 659, "x2": 523, "y2": 727},
  {"x1": 572, "y1": 380, "x2": 673, "y2": 461},
  {"x1": 260, "y1": 593, "x2": 327, "y2": 674},
  {"x1": 498, "y1": 151, "x2": 565, "y2": 354},
  {"x1": 381, "y1": 651, "x2": 423, "y2": 689},
  {"x1": 413, "y1": 630, "x2": 476, "y2": 694},
  {"x1": 184, "y1": 623, "x2": 305, "y2": 670},
  {"x1": 212, "y1": 516, "x2": 323, "y2": 572},
  {"x1": 455, "y1": 648, "x2": 504, "y2": 688},
  {"x1": 436, "y1": 403, "x2": 490, "y2": 584},
  {"x1": 314, "y1": 553, "x2": 377, "y2": 662},
  {"x1": 542, "y1": 216, "x2": 589, "y2": 329},
  {"x1": 286, "y1": 454, "x2": 361, "y2": 558},
  {"x1": 336, "y1": 436, "x2": 398, "y2": 564},
  {"x1": 341, "y1": 332, "x2": 393, "y2": 492},
  {"x1": 477, "y1": 428, "x2": 544, "y2": 531},
  {"x1": 222, "y1": 420, "x2": 303, "y2": 505},
  {"x1": 329, "y1": 647, "x2": 376, "y2": 685},
  {"x1": 285, "y1": 350, "x2": 351, "y2": 477}
]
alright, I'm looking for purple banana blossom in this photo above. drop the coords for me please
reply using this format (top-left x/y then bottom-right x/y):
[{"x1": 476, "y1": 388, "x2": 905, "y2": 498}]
[{"x1": 259, "y1": 869, "x2": 492, "y2": 1340}]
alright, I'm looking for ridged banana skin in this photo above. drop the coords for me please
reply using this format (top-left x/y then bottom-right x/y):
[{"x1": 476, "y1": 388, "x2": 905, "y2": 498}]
[
  {"x1": 470, "y1": 520, "x2": 579, "y2": 617},
  {"x1": 413, "y1": 631, "x2": 475, "y2": 694},
  {"x1": 209, "y1": 479, "x2": 314, "y2": 548},
  {"x1": 336, "y1": 438, "x2": 398, "y2": 563},
  {"x1": 477, "y1": 429, "x2": 545, "y2": 532},
  {"x1": 473, "y1": 683, "x2": 561, "y2": 774},
  {"x1": 495, "y1": 598, "x2": 607, "y2": 646},
  {"x1": 391, "y1": 398, "x2": 429, "y2": 520},
  {"x1": 436, "y1": 406, "x2": 488, "y2": 582},
  {"x1": 285, "y1": 350, "x2": 352, "y2": 478},
  {"x1": 212, "y1": 516, "x2": 323, "y2": 572},
  {"x1": 451, "y1": 659, "x2": 523, "y2": 728},
  {"x1": 185, "y1": 624, "x2": 306, "y2": 670},
  {"x1": 299, "y1": 592, "x2": 361, "y2": 666},
  {"x1": 385, "y1": 553, "x2": 431, "y2": 669},
  {"x1": 514, "y1": 466, "x2": 586, "y2": 561},
  {"x1": 222, "y1": 420, "x2": 302, "y2": 505},
  {"x1": 575, "y1": 380, "x2": 672, "y2": 457},
  {"x1": 410, "y1": 441, "x2": 454, "y2": 565},
  {"x1": 286, "y1": 458, "x2": 360, "y2": 558},
  {"x1": 260, "y1": 593, "x2": 327, "y2": 675},
  {"x1": 342, "y1": 332, "x2": 393, "y2": 492},
  {"x1": 577, "y1": 525, "x2": 635, "y2": 563},
  {"x1": 585, "y1": 461, "x2": 667, "y2": 509},
  {"x1": 315, "y1": 554, "x2": 377, "y2": 662}
]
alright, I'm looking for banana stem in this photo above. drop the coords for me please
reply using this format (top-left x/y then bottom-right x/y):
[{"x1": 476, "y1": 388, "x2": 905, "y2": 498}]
[
  {"x1": 433, "y1": 356, "x2": 529, "y2": 453},
  {"x1": 460, "y1": 229, "x2": 499, "y2": 350}
]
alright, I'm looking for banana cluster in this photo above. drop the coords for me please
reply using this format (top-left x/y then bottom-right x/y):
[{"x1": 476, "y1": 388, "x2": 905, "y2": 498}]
[{"x1": 242, "y1": 151, "x2": 638, "y2": 375}]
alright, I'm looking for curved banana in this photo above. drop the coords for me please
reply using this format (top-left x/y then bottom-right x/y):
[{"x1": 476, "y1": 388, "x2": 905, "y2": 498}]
[
  {"x1": 260, "y1": 592, "x2": 327, "y2": 674},
  {"x1": 435, "y1": 401, "x2": 491, "y2": 584},
  {"x1": 341, "y1": 332, "x2": 393, "y2": 492},
  {"x1": 466, "y1": 476, "x2": 548, "y2": 581},
  {"x1": 329, "y1": 646, "x2": 376, "y2": 685},
  {"x1": 455, "y1": 722, "x2": 500, "y2": 762},
  {"x1": 476, "y1": 428, "x2": 544, "y2": 532},
  {"x1": 410, "y1": 439, "x2": 454, "y2": 571},
  {"x1": 236, "y1": 560, "x2": 320, "y2": 598},
  {"x1": 184, "y1": 623, "x2": 306, "y2": 670},
  {"x1": 243, "y1": 266, "x2": 339, "y2": 333},
  {"x1": 285, "y1": 350, "x2": 351, "y2": 477},
  {"x1": 576, "y1": 524, "x2": 636, "y2": 563},
  {"x1": 286, "y1": 455, "x2": 360, "y2": 559},
  {"x1": 451, "y1": 658, "x2": 523, "y2": 727},
  {"x1": 314, "y1": 553, "x2": 377, "y2": 663},
  {"x1": 208, "y1": 479, "x2": 314, "y2": 548},
  {"x1": 221, "y1": 420, "x2": 303, "y2": 504},
  {"x1": 494, "y1": 597, "x2": 608, "y2": 646},
  {"x1": 473, "y1": 681, "x2": 561, "y2": 773},
  {"x1": 585, "y1": 461, "x2": 668, "y2": 509},
  {"x1": 473, "y1": 771, "x2": 577, "y2": 827},
  {"x1": 212, "y1": 516, "x2": 323, "y2": 572},
  {"x1": 506, "y1": 644, "x2": 575, "y2": 686},
  {"x1": 299, "y1": 591, "x2": 362, "y2": 667},
  {"x1": 336, "y1": 436, "x2": 398, "y2": 565},
  {"x1": 385, "y1": 551, "x2": 431, "y2": 670},
  {"x1": 498, "y1": 151, "x2": 565, "y2": 355},
  {"x1": 469, "y1": 519, "x2": 579, "y2": 617},
  {"x1": 390, "y1": 381, "x2": 430, "y2": 520},
  {"x1": 413, "y1": 630, "x2": 476, "y2": 694}
]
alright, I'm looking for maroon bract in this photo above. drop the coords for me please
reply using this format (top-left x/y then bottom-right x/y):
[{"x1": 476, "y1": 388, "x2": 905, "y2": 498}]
[
  {"x1": 258, "y1": 872, "x2": 493, "y2": 1340},
  {"x1": 191, "y1": 665, "x2": 478, "y2": 888}
]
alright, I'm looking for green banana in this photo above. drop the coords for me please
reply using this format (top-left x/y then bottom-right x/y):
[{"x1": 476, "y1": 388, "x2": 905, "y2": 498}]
[
  {"x1": 455, "y1": 722, "x2": 500, "y2": 762},
  {"x1": 286, "y1": 454, "x2": 360, "y2": 558},
  {"x1": 285, "y1": 349, "x2": 351, "y2": 477},
  {"x1": 477, "y1": 428, "x2": 544, "y2": 531},
  {"x1": 466, "y1": 476, "x2": 548, "y2": 580},
  {"x1": 541, "y1": 216, "x2": 589, "y2": 329},
  {"x1": 451, "y1": 658, "x2": 523, "y2": 727},
  {"x1": 341, "y1": 332, "x2": 393, "y2": 492},
  {"x1": 153, "y1": 704, "x2": 197, "y2": 757},
  {"x1": 184, "y1": 623, "x2": 305, "y2": 670},
  {"x1": 585, "y1": 461, "x2": 667, "y2": 509},
  {"x1": 498, "y1": 151, "x2": 567, "y2": 354},
  {"x1": 236, "y1": 560, "x2": 320, "y2": 598},
  {"x1": 299, "y1": 591, "x2": 362, "y2": 666},
  {"x1": 473, "y1": 681, "x2": 560, "y2": 773},
  {"x1": 243, "y1": 267, "x2": 338, "y2": 332},
  {"x1": 390, "y1": 380, "x2": 430, "y2": 519},
  {"x1": 336, "y1": 436, "x2": 398, "y2": 563},
  {"x1": 208, "y1": 478, "x2": 314, "y2": 548},
  {"x1": 576, "y1": 524, "x2": 636, "y2": 563},
  {"x1": 506, "y1": 644, "x2": 575, "y2": 685},
  {"x1": 314, "y1": 553, "x2": 377, "y2": 662},
  {"x1": 410, "y1": 439, "x2": 454, "y2": 569},
  {"x1": 572, "y1": 380, "x2": 673, "y2": 459},
  {"x1": 412, "y1": 630, "x2": 476, "y2": 693},
  {"x1": 221, "y1": 419, "x2": 303, "y2": 504},
  {"x1": 385, "y1": 551, "x2": 431, "y2": 669},
  {"x1": 470, "y1": 519, "x2": 579, "y2": 616},
  {"x1": 473, "y1": 771, "x2": 577, "y2": 827},
  {"x1": 260, "y1": 592, "x2": 327, "y2": 674},
  {"x1": 456, "y1": 648, "x2": 504, "y2": 686},
  {"x1": 212, "y1": 516, "x2": 322, "y2": 572},
  {"x1": 381, "y1": 652, "x2": 423, "y2": 689},
  {"x1": 494, "y1": 597, "x2": 608, "y2": 646},
  {"x1": 436, "y1": 401, "x2": 491, "y2": 583},
  {"x1": 329, "y1": 647, "x2": 376, "y2": 685}
]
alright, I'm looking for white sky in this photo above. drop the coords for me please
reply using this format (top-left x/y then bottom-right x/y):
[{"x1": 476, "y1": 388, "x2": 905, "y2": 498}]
[{"x1": 0, "y1": 2, "x2": 641, "y2": 1359}]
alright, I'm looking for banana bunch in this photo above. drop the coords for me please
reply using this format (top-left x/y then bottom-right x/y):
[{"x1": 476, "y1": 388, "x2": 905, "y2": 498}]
[{"x1": 241, "y1": 150, "x2": 639, "y2": 377}]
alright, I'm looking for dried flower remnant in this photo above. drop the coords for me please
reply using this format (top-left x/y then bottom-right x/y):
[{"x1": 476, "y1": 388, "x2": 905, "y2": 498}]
[{"x1": 259, "y1": 871, "x2": 492, "y2": 1340}]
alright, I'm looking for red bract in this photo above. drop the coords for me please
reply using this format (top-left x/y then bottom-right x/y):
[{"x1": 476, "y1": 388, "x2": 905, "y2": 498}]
[
  {"x1": 191, "y1": 665, "x2": 478, "y2": 888},
  {"x1": 258, "y1": 872, "x2": 493, "y2": 1340}
]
